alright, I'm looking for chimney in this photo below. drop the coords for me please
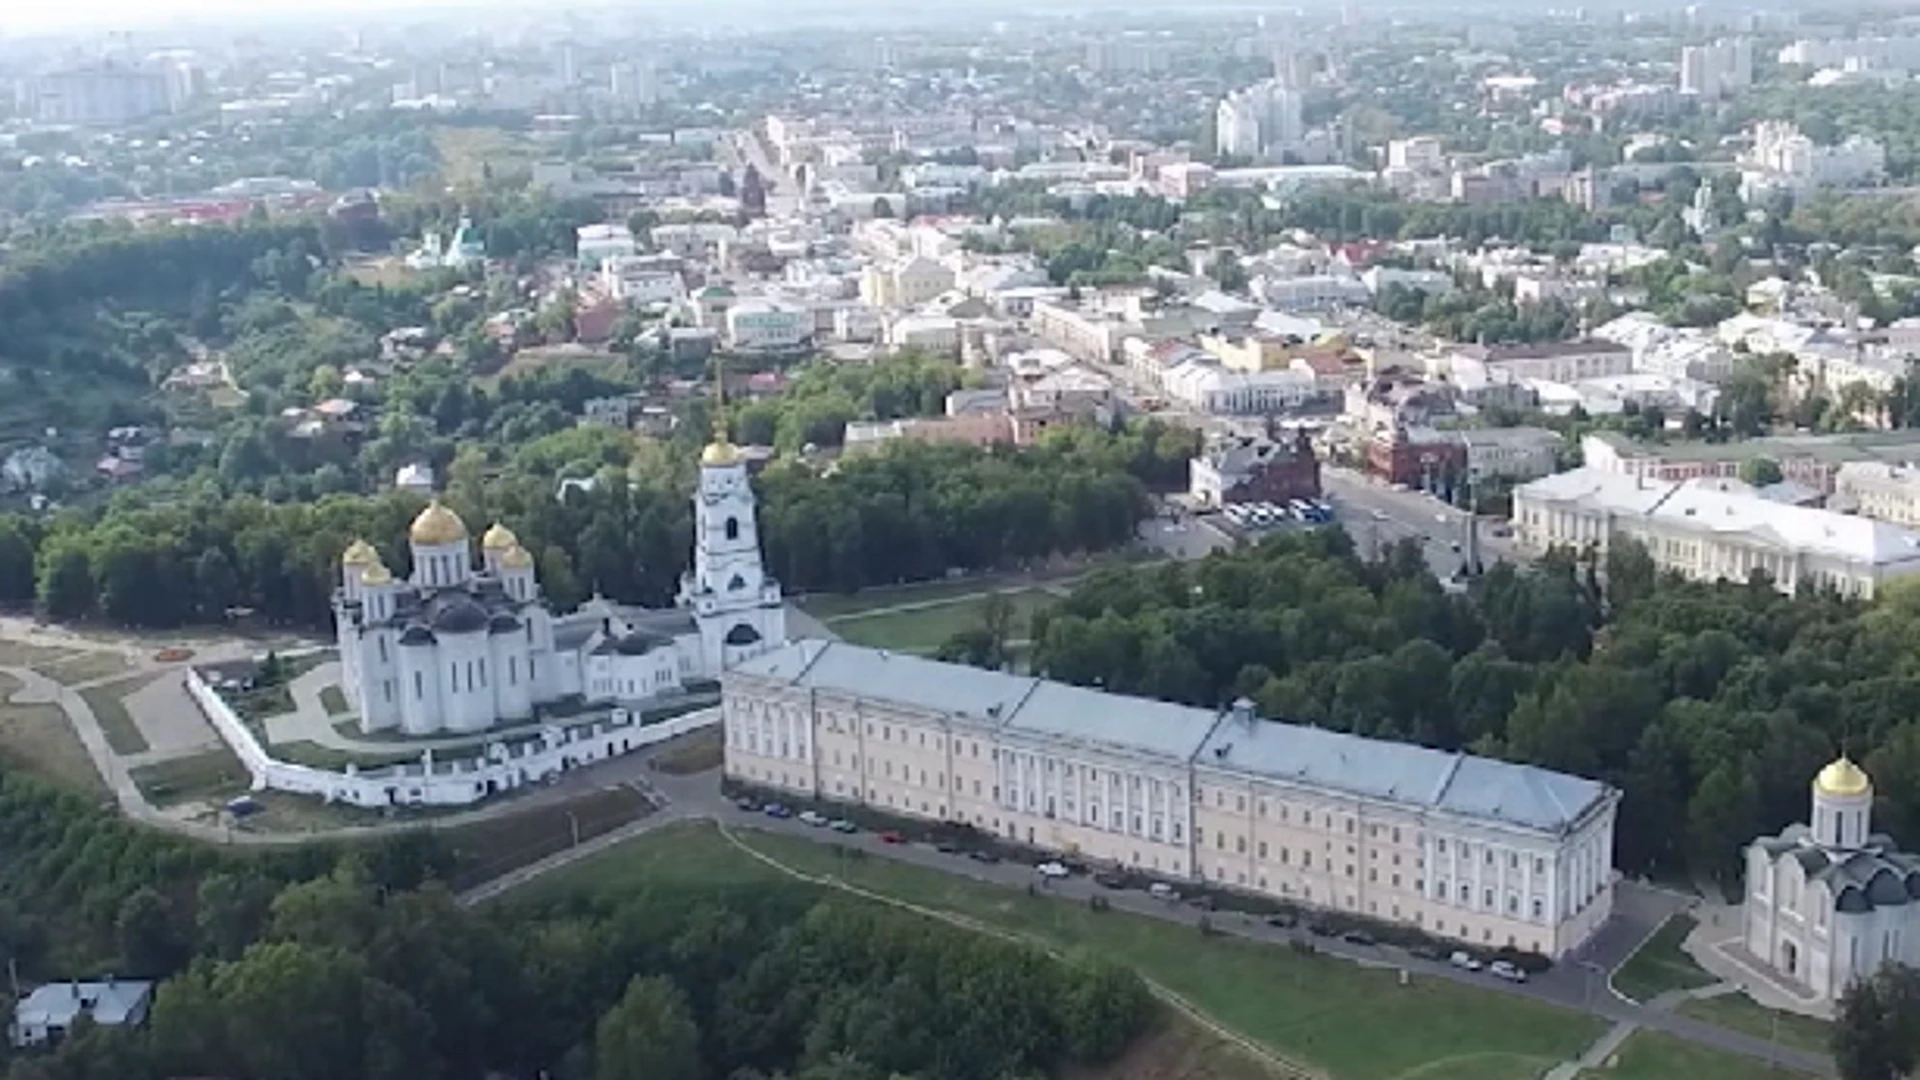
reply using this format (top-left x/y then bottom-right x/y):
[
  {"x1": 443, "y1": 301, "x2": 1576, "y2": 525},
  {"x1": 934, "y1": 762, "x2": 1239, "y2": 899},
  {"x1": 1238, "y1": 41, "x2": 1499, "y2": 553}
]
[{"x1": 1230, "y1": 696, "x2": 1257, "y2": 727}]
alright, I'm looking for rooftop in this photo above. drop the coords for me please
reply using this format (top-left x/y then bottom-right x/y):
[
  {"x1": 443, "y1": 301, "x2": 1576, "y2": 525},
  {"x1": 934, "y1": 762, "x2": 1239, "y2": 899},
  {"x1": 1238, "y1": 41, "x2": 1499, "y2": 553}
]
[{"x1": 731, "y1": 642, "x2": 1612, "y2": 834}]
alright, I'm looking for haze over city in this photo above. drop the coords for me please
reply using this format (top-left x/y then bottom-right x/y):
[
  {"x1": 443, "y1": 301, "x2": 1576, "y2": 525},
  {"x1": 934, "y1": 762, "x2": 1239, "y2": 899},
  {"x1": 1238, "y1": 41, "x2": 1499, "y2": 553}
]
[{"x1": 0, "y1": 4, "x2": 1918, "y2": 1080}]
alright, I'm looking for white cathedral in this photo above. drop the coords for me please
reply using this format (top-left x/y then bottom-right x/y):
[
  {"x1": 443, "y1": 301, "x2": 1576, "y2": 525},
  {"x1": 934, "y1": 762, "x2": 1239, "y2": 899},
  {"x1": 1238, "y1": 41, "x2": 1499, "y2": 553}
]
[
  {"x1": 333, "y1": 431, "x2": 786, "y2": 736},
  {"x1": 1744, "y1": 757, "x2": 1920, "y2": 1006}
]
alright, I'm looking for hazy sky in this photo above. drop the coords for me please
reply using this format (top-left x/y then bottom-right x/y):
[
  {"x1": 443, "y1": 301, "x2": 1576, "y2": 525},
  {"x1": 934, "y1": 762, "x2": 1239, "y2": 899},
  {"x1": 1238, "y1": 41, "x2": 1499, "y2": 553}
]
[{"x1": 11, "y1": 0, "x2": 500, "y2": 35}]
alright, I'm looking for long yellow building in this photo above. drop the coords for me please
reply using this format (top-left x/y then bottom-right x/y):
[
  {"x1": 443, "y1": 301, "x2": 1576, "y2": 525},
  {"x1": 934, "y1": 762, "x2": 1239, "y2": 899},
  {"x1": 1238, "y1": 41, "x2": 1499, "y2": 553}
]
[{"x1": 723, "y1": 641, "x2": 1620, "y2": 958}]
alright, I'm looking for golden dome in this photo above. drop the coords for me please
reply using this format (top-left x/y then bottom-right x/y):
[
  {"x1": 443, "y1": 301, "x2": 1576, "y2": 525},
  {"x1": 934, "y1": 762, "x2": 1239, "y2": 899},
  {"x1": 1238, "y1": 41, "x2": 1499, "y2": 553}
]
[
  {"x1": 1815, "y1": 756, "x2": 1871, "y2": 797},
  {"x1": 481, "y1": 522, "x2": 519, "y2": 551},
  {"x1": 409, "y1": 500, "x2": 469, "y2": 546},
  {"x1": 360, "y1": 563, "x2": 393, "y2": 586},
  {"x1": 500, "y1": 544, "x2": 534, "y2": 570},
  {"x1": 701, "y1": 438, "x2": 739, "y2": 467},
  {"x1": 341, "y1": 539, "x2": 380, "y2": 566}
]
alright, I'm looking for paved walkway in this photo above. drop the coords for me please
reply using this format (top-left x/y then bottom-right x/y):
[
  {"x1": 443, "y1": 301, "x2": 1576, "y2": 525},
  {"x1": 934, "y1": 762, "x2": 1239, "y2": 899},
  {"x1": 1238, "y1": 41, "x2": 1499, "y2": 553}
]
[{"x1": 1682, "y1": 900, "x2": 1834, "y2": 1020}]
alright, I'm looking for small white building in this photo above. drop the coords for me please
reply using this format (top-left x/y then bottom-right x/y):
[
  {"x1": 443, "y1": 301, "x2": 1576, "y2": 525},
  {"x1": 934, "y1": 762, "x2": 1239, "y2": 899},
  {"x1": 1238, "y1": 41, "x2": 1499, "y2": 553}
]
[
  {"x1": 576, "y1": 223, "x2": 637, "y2": 270},
  {"x1": 394, "y1": 462, "x2": 436, "y2": 495},
  {"x1": 1744, "y1": 758, "x2": 1920, "y2": 1011},
  {"x1": 1456, "y1": 427, "x2": 1563, "y2": 482},
  {"x1": 724, "y1": 300, "x2": 813, "y2": 352},
  {"x1": 600, "y1": 255, "x2": 686, "y2": 306},
  {"x1": 11, "y1": 980, "x2": 153, "y2": 1047},
  {"x1": 888, "y1": 314, "x2": 962, "y2": 356}
]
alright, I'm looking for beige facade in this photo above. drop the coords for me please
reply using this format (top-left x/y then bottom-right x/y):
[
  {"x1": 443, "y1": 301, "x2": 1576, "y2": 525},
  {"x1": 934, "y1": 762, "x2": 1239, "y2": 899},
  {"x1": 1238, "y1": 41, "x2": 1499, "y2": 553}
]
[{"x1": 724, "y1": 642, "x2": 1619, "y2": 957}]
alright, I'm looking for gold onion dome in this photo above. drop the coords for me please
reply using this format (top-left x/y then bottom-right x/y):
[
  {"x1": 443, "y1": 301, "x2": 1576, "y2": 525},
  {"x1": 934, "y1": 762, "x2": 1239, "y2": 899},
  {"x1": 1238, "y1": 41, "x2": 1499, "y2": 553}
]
[
  {"x1": 1815, "y1": 756, "x2": 1871, "y2": 797},
  {"x1": 701, "y1": 438, "x2": 739, "y2": 467},
  {"x1": 481, "y1": 522, "x2": 519, "y2": 551},
  {"x1": 409, "y1": 500, "x2": 469, "y2": 546},
  {"x1": 341, "y1": 539, "x2": 380, "y2": 566},
  {"x1": 360, "y1": 563, "x2": 393, "y2": 586},
  {"x1": 500, "y1": 544, "x2": 534, "y2": 570}
]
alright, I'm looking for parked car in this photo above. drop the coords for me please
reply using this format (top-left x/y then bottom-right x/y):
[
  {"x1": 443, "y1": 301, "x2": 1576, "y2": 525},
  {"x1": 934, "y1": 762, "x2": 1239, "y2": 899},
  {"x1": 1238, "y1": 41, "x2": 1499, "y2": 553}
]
[
  {"x1": 1186, "y1": 894, "x2": 1218, "y2": 911},
  {"x1": 1489, "y1": 960, "x2": 1527, "y2": 983},
  {"x1": 967, "y1": 849, "x2": 1001, "y2": 864},
  {"x1": 934, "y1": 841, "x2": 962, "y2": 854},
  {"x1": 1092, "y1": 872, "x2": 1126, "y2": 889},
  {"x1": 1306, "y1": 923, "x2": 1334, "y2": 937},
  {"x1": 1340, "y1": 930, "x2": 1376, "y2": 947},
  {"x1": 762, "y1": 803, "x2": 792, "y2": 819},
  {"x1": 1449, "y1": 951, "x2": 1483, "y2": 972},
  {"x1": 1147, "y1": 882, "x2": 1179, "y2": 901},
  {"x1": 1036, "y1": 861, "x2": 1070, "y2": 879},
  {"x1": 733, "y1": 795, "x2": 759, "y2": 811},
  {"x1": 877, "y1": 830, "x2": 905, "y2": 844},
  {"x1": 797, "y1": 810, "x2": 827, "y2": 826},
  {"x1": 829, "y1": 819, "x2": 858, "y2": 833},
  {"x1": 1263, "y1": 913, "x2": 1298, "y2": 929},
  {"x1": 1409, "y1": 944, "x2": 1447, "y2": 961}
]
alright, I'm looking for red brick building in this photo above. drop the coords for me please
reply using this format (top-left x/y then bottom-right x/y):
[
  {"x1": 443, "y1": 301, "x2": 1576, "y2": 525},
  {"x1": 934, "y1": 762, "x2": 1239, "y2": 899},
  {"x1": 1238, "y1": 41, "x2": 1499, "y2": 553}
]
[
  {"x1": 1367, "y1": 425, "x2": 1467, "y2": 489},
  {"x1": 1189, "y1": 431, "x2": 1322, "y2": 507}
]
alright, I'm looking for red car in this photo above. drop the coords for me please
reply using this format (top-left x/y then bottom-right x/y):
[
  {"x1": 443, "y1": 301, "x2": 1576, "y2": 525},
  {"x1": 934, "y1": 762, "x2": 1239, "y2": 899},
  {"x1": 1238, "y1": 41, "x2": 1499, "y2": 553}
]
[{"x1": 878, "y1": 830, "x2": 906, "y2": 844}]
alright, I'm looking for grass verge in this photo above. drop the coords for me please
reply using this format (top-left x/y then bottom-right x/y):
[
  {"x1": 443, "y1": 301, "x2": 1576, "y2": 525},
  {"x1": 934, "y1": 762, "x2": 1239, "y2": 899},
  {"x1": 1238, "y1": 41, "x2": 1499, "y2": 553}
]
[
  {"x1": 319, "y1": 685, "x2": 350, "y2": 715},
  {"x1": 129, "y1": 746, "x2": 250, "y2": 806},
  {"x1": 33, "y1": 650, "x2": 133, "y2": 686},
  {"x1": 1676, "y1": 994, "x2": 1832, "y2": 1057},
  {"x1": 827, "y1": 589, "x2": 1055, "y2": 654},
  {"x1": 0, "y1": 672, "x2": 108, "y2": 797},
  {"x1": 523, "y1": 822, "x2": 1604, "y2": 1080},
  {"x1": 1577, "y1": 1029, "x2": 1808, "y2": 1080},
  {"x1": 80, "y1": 672, "x2": 162, "y2": 754},
  {"x1": 1612, "y1": 914, "x2": 1714, "y2": 1002}
]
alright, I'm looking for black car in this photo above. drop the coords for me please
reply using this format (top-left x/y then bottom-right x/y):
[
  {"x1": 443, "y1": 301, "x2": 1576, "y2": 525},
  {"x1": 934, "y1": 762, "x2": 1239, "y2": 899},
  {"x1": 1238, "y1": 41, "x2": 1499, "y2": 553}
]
[
  {"x1": 1306, "y1": 923, "x2": 1334, "y2": 937},
  {"x1": 1092, "y1": 872, "x2": 1125, "y2": 889},
  {"x1": 967, "y1": 849, "x2": 1001, "y2": 864},
  {"x1": 1341, "y1": 930, "x2": 1377, "y2": 947},
  {"x1": 934, "y1": 841, "x2": 962, "y2": 854},
  {"x1": 1263, "y1": 913, "x2": 1298, "y2": 929},
  {"x1": 1186, "y1": 894, "x2": 1218, "y2": 911}
]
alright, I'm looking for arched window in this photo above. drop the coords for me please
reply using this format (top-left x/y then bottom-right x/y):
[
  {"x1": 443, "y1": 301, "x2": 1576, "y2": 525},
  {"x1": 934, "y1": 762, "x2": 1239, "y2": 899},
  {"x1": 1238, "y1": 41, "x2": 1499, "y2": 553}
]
[{"x1": 725, "y1": 517, "x2": 740, "y2": 541}]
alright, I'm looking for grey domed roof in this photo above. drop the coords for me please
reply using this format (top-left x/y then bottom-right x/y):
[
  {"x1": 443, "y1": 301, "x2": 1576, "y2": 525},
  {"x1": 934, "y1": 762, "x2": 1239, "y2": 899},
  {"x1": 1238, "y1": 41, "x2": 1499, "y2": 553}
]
[
  {"x1": 724, "y1": 623, "x2": 763, "y2": 646},
  {"x1": 614, "y1": 631, "x2": 668, "y2": 655},
  {"x1": 431, "y1": 595, "x2": 490, "y2": 634},
  {"x1": 399, "y1": 626, "x2": 437, "y2": 647},
  {"x1": 488, "y1": 613, "x2": 522, "y2": 634},
  {"x1": 1867, "y1": 868, "x2": 1912, "y2": 908},
  {"x1": 1837, "y1": 885, "x2": 1872, "y2": 914}
]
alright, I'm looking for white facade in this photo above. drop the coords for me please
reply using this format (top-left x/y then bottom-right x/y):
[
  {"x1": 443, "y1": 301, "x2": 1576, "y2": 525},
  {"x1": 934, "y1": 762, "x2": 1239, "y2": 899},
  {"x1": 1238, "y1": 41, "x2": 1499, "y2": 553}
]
[
  {"x1": 1217, "y1": 79, "x2": 1305, "y2": 160},
  {"x1": 335, "y1": 449, "x2": 784, "y2": 736},
  {"x1": 725, "y1": 643, "x2": 1620, "y2": 958},
  {"x1": 601, "y1": 255, "x2": 687, "y2": 306},
  {"x1": 576, "y1": 223, "x2": 638, "y2": 269},
  {"x1": 724, "y1": 300, "x2": 813, "y2": 352},
  {"x1": 1745, "y1": 759, "x2": 1920, "y2": 1010},
  {"x1": 1739, "y1": 121, "x2": 1886, "y2": 202},
  {"x1": 1513, "y1": 467, "x2": 1920, "y2": 598},
  {"x1": 1834, "y1": 462, "x2": 1920, "y2": 528},
  {"x1": 1680, "y1": 38, "x2": 1753, "y2": 98}
]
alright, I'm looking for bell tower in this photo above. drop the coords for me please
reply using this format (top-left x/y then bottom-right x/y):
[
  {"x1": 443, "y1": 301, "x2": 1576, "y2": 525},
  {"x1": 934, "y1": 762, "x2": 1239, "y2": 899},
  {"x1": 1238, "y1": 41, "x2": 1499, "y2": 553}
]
[{"x1": 678, "y1": 360, "x2": 786, "y2": 671}]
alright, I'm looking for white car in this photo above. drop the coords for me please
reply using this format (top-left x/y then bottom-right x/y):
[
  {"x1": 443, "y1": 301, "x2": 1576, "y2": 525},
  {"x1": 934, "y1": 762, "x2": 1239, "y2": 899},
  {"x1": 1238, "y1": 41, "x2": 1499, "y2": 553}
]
[
  {"x1": 1489, "y1": 960, "x2": 1527, "y2": 983},
  {"x1": 1036, "y1": 861, "x2": 1070, "y2": 879},
  {"x1": 797, "y1": 810, "x2": 828, "y2": 826},
  {"x1": 1449, "y1": 951, "x2": 1483, "y2": 972}
]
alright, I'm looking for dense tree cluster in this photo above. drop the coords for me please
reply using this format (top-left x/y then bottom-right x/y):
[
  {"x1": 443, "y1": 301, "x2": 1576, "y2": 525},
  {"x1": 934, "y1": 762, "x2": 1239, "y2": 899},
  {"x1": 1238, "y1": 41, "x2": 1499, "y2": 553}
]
[
  {"x1": 1, "y1": 801, "x2": 1152, "y2": 1080},
  {"x1": 729, "y1": 352, "x2": 974, "y2": 452},
  {"x1": 1834, "y1": 964, "x2": 1920, "y2": 1080},
  {"x1": 1030, "y1": 530, "x2": 1920, "y2": 881}
]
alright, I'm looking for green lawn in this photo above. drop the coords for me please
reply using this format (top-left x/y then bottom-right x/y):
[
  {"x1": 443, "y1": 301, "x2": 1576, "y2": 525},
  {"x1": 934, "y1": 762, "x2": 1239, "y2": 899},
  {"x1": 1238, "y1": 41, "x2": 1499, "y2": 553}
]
[
  {"x1": 827, "y1": 589, "x2": 1056, "y2": 654},
  {"x1": 1612, "y1": 915, "x2": 1715, "y2": 1002},
  {"x1": 0, "y1": 672, "x2": 108, "y2": 797},
  {"x1": 1578, "y1": 1029, "x2": 1808, "y2": 1080},
  {"x1": 526, "y1": 823, "x2": 1605, "y2": 1080},
  {"x1": 797, "y1": 577, "x2": 1029, "y2": 620},
  {"x1": 33, "y1": 651, "x2": 133, "y2": 686},
  {"x1": 80, "y1": 673, "x2": 160, "y2": 754},
  {"x1": 319, "y1": 685, "x2": 350, "y2": 716},
  {"x1": 1677, "y1": 994, "x2": 1832, "y2": 1057},
  {"x1": 128, "y1": 746, "x2": 249, "y2": 807}
]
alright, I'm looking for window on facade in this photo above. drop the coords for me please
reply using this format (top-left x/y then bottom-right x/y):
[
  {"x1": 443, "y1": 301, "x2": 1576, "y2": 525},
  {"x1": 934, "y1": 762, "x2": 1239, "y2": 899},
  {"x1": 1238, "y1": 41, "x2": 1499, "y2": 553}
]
[
  {"x1": 1258, "y1": 841, "x2": 1269, "y2": 859},
  {"x1": 1215, "y1": 831, "x2": 1226, "y2": 850},
  {"x1": 1534, "y1": 857, "x2": 1546, "y2": 875},
  {"x1": 1236, "y1": 795, "x2": 1246, "y2": 812},
  {"x1": 1483, "y1": 888, "x2": 1494, "y2": 908},
  {"x1": 1302, "y1": 851, "x2": 1312, "y2": 869},
  {"x1": 414, "y1": 671, "x2": 424, "y2": 699},
  {"x1": 1437, "y1": 838, "x2": 1447, "y2": 853},
  {"x1": 1235, "y1": 836, "x2": 1246, "y2": 854},
  {"x1": 1369, "y1": 867, "x2": 1378, "y2": 882}
]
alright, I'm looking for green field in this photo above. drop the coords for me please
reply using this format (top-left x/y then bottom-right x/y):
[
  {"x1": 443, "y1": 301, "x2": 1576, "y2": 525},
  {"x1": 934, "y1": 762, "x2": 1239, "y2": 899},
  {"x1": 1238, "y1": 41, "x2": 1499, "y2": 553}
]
[
  {"x1": 80, "y1": 673, "x2": 160, "y2": 754},
  {"x1": 827, "y1": 589, "x2": 1057, "y2": 655},
  {"x1": 1677, "y1": 994, "x2": 1832, "y2": 1057},
  {"x1": 1579, "y1": 1029, "x2": 1807, "y2": 1080},
  {"x1": 796, "y1": 577, "x2": 1029, "y2": 620},
  {"x1": 0, "y1": 672, "x2": 108, "y2": 797},
  {"x1": 34, "y1": 650, "x2": 133, "y2": 686},
  {"x1": 1613, "y1": 915, "x2": 1715, "y2": 1002},
  {"x1": 523, "y1": 823, "x2": 1605, "y2": 1080},
  {"x1": 129, "y1": 746, "x2": 250, "y2": 806}
]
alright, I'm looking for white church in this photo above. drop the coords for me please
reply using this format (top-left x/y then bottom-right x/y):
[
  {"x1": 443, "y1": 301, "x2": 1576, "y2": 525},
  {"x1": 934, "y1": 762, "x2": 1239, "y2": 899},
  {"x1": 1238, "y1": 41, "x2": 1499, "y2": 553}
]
[
  {"x1": 1744, "y1": 757, "x2": 1920, "y2": 1006},
  {"x1": 333, "y1": 430, "x2": 786, "y2": 736}
]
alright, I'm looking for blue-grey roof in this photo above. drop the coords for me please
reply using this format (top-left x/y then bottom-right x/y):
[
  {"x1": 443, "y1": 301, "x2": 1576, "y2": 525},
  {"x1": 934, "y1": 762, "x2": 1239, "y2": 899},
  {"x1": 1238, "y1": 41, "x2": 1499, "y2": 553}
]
[
  {"x1": 732, "y1": 641, "x2": 1037, "y2": 723},
  {"x1": 1008, "y1": 680, "x2": 1221, "y2": 759},
  {"x1": 1198, "y1": 721, "x2": 1609, "y2": 833},
  {"x1": 733, "y1": 642, "x2": 1611, "y2": 833},
  {"x1": 15, "y1": 981, "x2": 153, "y2": 1028}
]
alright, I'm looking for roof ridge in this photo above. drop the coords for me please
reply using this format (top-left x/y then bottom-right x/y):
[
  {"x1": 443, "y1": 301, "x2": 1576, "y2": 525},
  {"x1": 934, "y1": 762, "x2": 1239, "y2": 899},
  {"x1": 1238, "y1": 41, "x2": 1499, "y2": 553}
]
[{"x1": 1428, "y1": 753, "x2": 1466, "y2": 809}]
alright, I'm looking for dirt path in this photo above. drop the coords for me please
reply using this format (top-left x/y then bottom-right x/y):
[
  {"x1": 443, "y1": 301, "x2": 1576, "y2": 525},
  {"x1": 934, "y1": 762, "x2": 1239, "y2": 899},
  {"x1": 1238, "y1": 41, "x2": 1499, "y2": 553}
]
[{"x1": 716, "y1": 823, "x2": 1324, "y2": 1080}]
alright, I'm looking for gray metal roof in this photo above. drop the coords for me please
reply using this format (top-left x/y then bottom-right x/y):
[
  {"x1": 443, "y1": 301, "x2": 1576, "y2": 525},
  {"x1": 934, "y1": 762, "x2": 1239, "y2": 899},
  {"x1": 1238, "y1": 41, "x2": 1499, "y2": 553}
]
[
  {"x1": 1198, "y1": 720, "x2": 1609, "y2": 833},
  {"x1": 15, "y1": 981, "x2": 152, "y2": 1028},
  {"x1": 734, "y1": 642, "x2": 1613, "y2": 832}
]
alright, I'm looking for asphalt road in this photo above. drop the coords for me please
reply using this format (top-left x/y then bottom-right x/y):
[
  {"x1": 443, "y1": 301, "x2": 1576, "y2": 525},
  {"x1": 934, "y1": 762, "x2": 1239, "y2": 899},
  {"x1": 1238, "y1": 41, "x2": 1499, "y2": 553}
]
[
  {"x1": 1322, "y1": 466, "x2": 1519, "y2": 580},
  {"x1": 610, "y1": 754, "x2": 1833, "y2": 1078}
]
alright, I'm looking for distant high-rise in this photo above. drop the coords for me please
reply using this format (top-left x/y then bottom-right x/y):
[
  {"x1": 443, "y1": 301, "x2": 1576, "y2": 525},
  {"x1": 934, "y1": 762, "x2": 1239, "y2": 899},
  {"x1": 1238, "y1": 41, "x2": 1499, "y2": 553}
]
[
  {"x1": 1216, "y1": 80, "x2": 1304, "y2": 161},
  {"x1": 1680, "y1": 37, "x2": 1752, "y2": 98},
  {"x1": 28, "y1": 62, "x2": 169, "y2": 125}
]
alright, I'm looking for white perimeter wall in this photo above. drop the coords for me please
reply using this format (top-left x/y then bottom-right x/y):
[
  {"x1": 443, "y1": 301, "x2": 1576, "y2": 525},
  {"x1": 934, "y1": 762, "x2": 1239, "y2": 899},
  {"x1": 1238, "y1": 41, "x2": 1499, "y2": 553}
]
[{"x1": 184, "y1": 667, "x2": 716, "y2": 808}]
